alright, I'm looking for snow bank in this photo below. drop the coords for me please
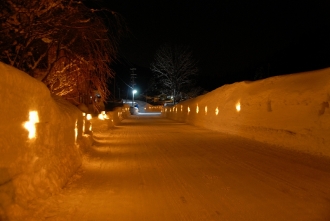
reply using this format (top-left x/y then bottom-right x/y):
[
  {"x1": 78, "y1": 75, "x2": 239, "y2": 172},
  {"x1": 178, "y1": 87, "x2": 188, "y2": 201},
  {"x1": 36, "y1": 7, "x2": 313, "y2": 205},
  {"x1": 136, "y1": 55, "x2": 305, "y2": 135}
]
[
  {"x1": 0, "y1": 62, "x2": 85, "y2": 220},
  {"x1": 90, "y1": 105, "x2": 130, "y2": 133},
  {"x1": 163, "y1": 68, "x2": 330, "y2": 157}
]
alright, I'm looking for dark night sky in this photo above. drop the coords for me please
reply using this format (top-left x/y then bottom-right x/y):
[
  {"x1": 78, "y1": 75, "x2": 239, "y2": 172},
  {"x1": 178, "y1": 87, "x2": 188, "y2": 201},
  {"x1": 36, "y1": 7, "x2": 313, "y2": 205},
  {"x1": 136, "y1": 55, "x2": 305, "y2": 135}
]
[{"x1": 100, "y1": 0, "x2": 330, "y2": 94}]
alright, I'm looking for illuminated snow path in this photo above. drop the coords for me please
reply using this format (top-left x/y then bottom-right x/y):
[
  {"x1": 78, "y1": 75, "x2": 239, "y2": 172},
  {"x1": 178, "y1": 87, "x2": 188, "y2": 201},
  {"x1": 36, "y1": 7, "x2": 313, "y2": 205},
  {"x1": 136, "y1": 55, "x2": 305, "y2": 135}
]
[{"x1": 40, "y1": 114, "x2": 330, "y2": 221}]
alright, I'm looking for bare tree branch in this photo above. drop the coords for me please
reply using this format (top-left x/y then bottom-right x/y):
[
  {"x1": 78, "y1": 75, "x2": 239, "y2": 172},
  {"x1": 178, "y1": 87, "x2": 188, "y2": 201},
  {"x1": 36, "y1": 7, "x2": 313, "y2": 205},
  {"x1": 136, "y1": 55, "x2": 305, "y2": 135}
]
[
  {"x1": 150, "y1": 44, "x2": 198, "y2": 103},
  {"x1": 0, "y1": 0, "x2": 126, "y2": 111}
]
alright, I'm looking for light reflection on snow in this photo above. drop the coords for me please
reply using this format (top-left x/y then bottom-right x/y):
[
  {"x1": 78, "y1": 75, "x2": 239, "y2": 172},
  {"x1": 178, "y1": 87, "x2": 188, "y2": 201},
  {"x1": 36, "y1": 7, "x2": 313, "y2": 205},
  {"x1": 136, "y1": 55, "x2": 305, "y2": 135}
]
[{"x1": 23, "y1": 111, "x2": 39, "y2": 139}]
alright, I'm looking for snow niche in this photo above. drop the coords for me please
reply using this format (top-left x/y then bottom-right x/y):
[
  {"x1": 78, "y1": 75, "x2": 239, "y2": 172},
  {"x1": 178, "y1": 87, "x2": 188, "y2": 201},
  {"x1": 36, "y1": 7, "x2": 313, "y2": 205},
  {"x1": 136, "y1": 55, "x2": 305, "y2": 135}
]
[
  {"x1": 164, "y1": 68, "x2": 330, "y2": 157},
  {"x1": 0, "y1": 62, "x2": 85, "y2": 220}
]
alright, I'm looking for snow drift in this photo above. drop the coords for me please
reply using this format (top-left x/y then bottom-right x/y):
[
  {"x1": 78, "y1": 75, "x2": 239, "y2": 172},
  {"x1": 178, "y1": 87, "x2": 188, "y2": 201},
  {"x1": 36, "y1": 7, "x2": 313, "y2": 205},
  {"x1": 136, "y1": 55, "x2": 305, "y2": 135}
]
[{"x1": 163, "y1": 68, "x2": 330, "y2": 157}]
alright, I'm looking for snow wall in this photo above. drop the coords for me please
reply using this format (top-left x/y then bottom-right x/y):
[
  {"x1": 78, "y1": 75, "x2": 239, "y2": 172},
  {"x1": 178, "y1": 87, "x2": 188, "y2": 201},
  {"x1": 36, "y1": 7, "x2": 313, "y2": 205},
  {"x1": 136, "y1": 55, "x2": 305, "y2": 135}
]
[
  {"x1": 0, "y1": 62, "x2": 129, "y2": 220},
  {"x1": 163, "y1": 68, "x2": 330, "y2": 158},
  {"x1": 0, "y1": 62, "x2": 85, "y2": 219}
]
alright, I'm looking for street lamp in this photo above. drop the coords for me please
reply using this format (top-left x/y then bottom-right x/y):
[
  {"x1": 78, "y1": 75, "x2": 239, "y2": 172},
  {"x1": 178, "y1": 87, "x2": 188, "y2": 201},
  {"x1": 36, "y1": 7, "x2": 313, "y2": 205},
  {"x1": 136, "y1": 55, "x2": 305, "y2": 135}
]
[{"x1": 132, "y1": 89, "x2": 137, "y2": 107}]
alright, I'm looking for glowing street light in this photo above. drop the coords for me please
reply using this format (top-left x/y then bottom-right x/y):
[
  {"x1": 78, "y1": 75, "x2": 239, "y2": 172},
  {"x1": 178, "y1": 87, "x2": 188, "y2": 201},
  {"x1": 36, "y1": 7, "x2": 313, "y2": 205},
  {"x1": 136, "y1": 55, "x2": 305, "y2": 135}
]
[{"x1": 132, "y1": 89, "x2": 137, "y2": 107}]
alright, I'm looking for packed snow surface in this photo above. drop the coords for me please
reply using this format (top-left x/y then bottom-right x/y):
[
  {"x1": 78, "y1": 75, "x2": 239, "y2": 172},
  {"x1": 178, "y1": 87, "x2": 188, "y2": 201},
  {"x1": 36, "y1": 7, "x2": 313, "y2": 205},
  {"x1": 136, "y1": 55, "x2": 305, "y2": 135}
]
[{"x1": 35, "y1": 115, "x2": 330, "y2": 220}]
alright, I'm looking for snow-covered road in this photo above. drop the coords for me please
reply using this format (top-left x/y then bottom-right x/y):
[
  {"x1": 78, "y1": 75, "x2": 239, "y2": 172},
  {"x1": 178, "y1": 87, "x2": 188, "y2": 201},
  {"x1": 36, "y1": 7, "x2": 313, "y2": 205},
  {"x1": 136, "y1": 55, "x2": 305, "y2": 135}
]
[{"x1": 38, "y1": 114, "x2": 330, "y2": 221}]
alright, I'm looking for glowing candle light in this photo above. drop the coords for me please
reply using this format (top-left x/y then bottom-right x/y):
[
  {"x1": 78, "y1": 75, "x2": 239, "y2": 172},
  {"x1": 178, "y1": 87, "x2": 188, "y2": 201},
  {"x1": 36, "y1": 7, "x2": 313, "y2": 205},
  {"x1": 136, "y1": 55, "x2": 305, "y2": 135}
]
[
  {"x1": 98, "y1": 113, "x2": 105, "y2": 120},
  {"x1": 188, "y1": 107, "x2": 190, "y2": 113},
  {"x1": 75, "y1": 120, "x2": 78, "y2": 142},
  {"x1": 205, "y1": 106, "x2": 208, "y2": 115},
  {"x1": 86, "y1": 114, "x2": 92, "y2": 120},
  {"x1": 236, "y1": 101, "x2": 241, "y2": 112},
  {"x1": 215, "y1": 107, "x2": 219, "y2": 115},
  {"x1": 196, "y1": 105, "x2": 199, "y2": 113},
  {"x1": 23, "y1": 111, "x2": 39, "y2": 139}
]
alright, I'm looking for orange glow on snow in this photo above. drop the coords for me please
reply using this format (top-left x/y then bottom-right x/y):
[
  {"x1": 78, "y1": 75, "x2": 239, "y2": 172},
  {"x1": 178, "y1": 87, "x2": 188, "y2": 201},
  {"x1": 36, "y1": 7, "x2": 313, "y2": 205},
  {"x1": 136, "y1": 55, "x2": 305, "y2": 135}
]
[
  {"x1": 236, "y1": 101, "x2": 241, "y2": 112},
  {"x1": 86, "y1": 114, "x2": 92, "y2": 120},
  {"x1": 23, "y1": 111, "x2": 39, "y2": 139},
  {"x1": 181, "y1": 105, "x2": 183, "y2": 112},
  {"x1": 215, "y1": 107, "x2": 219, "y2": 115}
]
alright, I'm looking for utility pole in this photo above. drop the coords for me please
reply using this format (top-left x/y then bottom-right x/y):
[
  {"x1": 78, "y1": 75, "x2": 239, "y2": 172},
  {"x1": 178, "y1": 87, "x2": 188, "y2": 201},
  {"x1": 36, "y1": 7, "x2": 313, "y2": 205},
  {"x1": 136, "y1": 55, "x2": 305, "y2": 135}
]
[{"x1": 130, "y1": 68, "x2": 136, "y2": 107}]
